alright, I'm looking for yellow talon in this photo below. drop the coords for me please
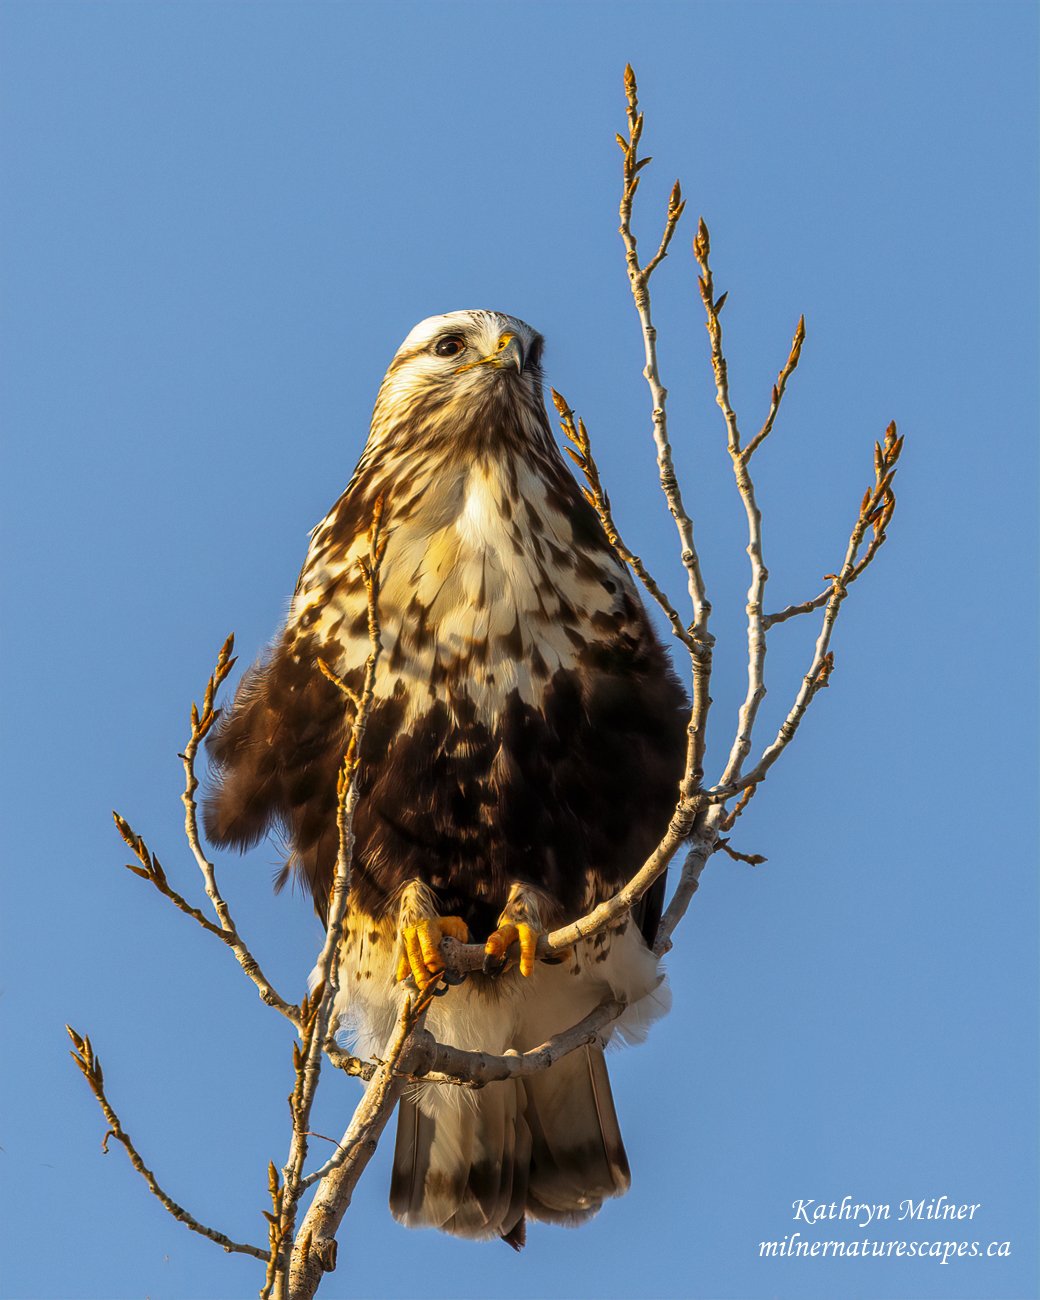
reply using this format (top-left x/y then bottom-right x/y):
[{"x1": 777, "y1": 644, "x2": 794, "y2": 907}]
[
  {"x1": 484, "y1": 921, "x2": 542, "y2": 977},
  {"x1": 485, "y1": 922, "x2": 518, "y2": 968},
  {"x1": 397, "y1": 916, "x2": 469, "y2": 989},
  {"x1": 517, "y1": 923, "x2": 539, "y2": 978}
]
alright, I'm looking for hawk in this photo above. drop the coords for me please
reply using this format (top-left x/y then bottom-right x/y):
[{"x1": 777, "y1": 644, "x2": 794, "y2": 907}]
[{"x1": 203, "y1": 310, "x2": 687, "y2": 1247}]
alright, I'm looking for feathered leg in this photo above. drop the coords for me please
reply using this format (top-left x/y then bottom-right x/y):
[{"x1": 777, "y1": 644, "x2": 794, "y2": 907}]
[
  {"x1": 393, "y1": 880, "x2": 469, "y2": 991},
  {"x1": 484, "y1": 882, "x2": 564, "y2": 978}
]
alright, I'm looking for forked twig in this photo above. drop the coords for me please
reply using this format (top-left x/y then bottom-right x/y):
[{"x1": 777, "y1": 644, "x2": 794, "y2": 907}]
[{"x1": 66, "y1": 1026, "x2": 267, "y2": 1261}]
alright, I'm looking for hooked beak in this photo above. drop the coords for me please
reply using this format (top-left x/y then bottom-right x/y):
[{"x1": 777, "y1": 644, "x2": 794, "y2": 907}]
[{"x1": 455, "y1": 331, "x2": 525, "y2": 375}]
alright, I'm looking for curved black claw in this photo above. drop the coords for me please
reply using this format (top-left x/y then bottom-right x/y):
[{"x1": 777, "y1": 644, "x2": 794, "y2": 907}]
[
  {"x1": 441, "y1": 968, "x2": 468, "y2": 987},
  {"x1": 483, "y1": 952, "x2": 508, "y2": 977}
]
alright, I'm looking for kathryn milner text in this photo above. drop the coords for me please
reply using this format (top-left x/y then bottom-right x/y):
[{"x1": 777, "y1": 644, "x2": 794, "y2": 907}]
[{"x1": 791, "y1": 1197, "x2": 981, "y2": 1229}]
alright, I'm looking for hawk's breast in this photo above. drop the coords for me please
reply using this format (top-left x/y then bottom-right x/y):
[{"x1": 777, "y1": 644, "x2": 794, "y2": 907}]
[{"x1": 295, "y1": 453, "x2": 624, "y2": 725}]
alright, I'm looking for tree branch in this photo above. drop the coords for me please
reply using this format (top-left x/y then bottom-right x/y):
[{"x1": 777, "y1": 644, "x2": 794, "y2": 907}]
[
  {"x1": 742, "y1": 315, "x2": 805, "y2": 463},
  {"x1": 66, "y1": 1026, "x2": 267, "y2": 1261},
  {"x1": 286, "y1": 999, "x2": 421, "y2": 1298},
  {"x1": 177, "y1": 635, "x2": 302, "y2": 1025},
  {"x1": 551, "y1": 388, "x2": 698, "y2": 657},
  {"x1": 704, "y1": 422, "x2": 903, "y2": 807},
  {"x1": 410, "y1": 998, "x2": 626, "y2": 1088},
  {"x1": 764, "y1": 519, "x2": 897, "y2": 627},
  {"x1": 694, "y1": 220, "x2": 772, "y2": 796},
  {"x1": 267, "y1": 500, "x2": 387, "y2": 1297},
  {"x1": 618, "y1": 66, "x2": 713, "y2": 799}
]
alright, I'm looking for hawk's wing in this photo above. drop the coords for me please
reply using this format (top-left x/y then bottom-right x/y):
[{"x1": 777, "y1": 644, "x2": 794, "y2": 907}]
[{"x1": 202, "y1": 473, "x2": 377, "y2": 915}]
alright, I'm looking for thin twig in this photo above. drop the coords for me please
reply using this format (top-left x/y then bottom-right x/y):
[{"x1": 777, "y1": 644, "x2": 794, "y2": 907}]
[
  {"x1": 113, "y1": 813, "x2": 226, "y2": 938},
  {"x1": 764, "y1": 523, "x2": 896, "y2": 627},
  {"x1": 704, "y1": 423, "x2": 903, "y2": 807},
  {"x1": 742, "y1": 315, "x2": 805, "y2": 463},
  {"x1": 653, "y1": 830, "x2": 717, "y2": 956},
  {"x1": 719, "y1": 783, "x2": 757, "y2": 832},
  {"x1": 717, "y1": 839, "x2": 767, "y2": 867},
  {"x1": 316, "y1": 657, "x2": 360, "y2": 711},
  {"x1": 66, "y1": 1026, "x2": 267, "y2": 1261},
  {"x1": 618, "y1": 65, "x2": 713, "y2": 800},
  {"x1": 323, "y1": 1042, "x2": 375, "y2": 1081},
  {"x1": 267, "y1": 501, "x2": 387, "y2": 1296},
  {"x1": 551, "y1": 388, "x2": 697, "y2": 655},
  {"x1": 178, "y1": 635, "x2": 301, "y2": 1025},
  {"x1": 694, "y1": 220, "x2": 771, "y2": 795}
]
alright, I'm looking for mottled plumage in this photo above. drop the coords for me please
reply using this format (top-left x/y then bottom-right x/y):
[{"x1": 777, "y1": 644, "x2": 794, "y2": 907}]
[{"x1": 204, "y1": 310, "x2": 687, "y2": 1245}]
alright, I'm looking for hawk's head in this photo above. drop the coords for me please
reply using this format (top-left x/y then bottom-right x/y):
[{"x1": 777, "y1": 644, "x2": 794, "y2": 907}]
[{"x1": 368, "y1": 310, "x2": 550, "y2": 458}]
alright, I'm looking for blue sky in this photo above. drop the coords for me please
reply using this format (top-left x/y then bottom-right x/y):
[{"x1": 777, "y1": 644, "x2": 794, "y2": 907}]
[{"x1": 1, "y1": 3, "x2": 1037, "y2": 1298}]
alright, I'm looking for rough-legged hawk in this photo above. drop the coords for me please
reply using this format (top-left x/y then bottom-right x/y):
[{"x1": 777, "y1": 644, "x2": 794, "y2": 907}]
[{"x1": 204, "y1": 309, "x2": 687, "y2": 1247}]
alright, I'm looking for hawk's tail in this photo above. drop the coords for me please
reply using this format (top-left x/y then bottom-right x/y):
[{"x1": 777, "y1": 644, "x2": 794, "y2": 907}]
[{"x1": 389, "y1": 1043, "x2": 629, "y2": 1246}]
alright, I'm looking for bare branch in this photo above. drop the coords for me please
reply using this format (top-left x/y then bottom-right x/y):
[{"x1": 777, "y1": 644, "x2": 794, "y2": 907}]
[
  {"x1": 113, "y1": 812, "x2": 226, "y2": 938},
  {"x1": 717, "y1": 838, "x2": 767, "y2": 867},
  {"x1": 653, "y1": 830, "x2": 717, "y2": 956},
  {"x1": 411, "y1": 998, "x2": 626, "y2": 1088},
  {"x1": 706, "y1": 423, "x2": 904, "y2": 806},
  {"x1": 719, "y1": 782, "x2": 757, "y2": 832},
  {"x1": 286, "y1": 1000, "x2": 419, "y2": 1297},
  {"x1": 643, "y1": 178, "x2": 687, "y2": 278},
  {"x1": 618, "y1": 64, "x2": 713, "y2": 806},
  {"x1": 268, "y1": 501, "x2": 387, "y2": 1294},
  {"x1": 764, "y1": 503, "x2": 899, "y2": 627},
  {"x1": 316, "y1": 657, "x2": 360, "y2": 711},
  {"x1": 66, "y1": 1026, "x2": 267, "y2": 1261},
  {"x1": 434, "y1": 789, "x2": 702, "y2": 973},
  {"x1": 694, "y1": 220, "x2": 771, "y2": 794},
  {"x1": 742, "y1": 315, "x2": 805, "y2": 462},
  {"x1": 323, "y1": 1042, "x2": 375, "y2": 1081},
  {"x1": 178, "y1": 635, "x2": 301, "y2": 1025},
  {"x1": 551, "y1": 388, "x2": 697, "y2": 656},
  {"x1": 298, "y1": 997, "x2": 415, "y2": 1192}
]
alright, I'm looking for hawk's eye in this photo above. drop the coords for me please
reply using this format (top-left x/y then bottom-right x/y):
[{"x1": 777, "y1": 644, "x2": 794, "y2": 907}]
[{"x1": 434, "y1": 335, "x2": 466, "y2": 358}]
